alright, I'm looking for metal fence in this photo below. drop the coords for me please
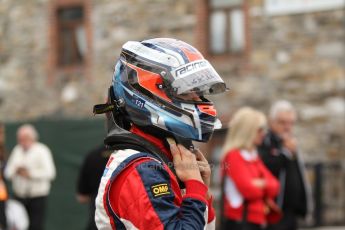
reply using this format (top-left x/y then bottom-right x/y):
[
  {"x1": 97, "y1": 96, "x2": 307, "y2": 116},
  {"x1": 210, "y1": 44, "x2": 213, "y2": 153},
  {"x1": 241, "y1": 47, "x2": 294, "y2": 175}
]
[{"x1": 305, "y1": 162, "x2": 345, "y2": 227}]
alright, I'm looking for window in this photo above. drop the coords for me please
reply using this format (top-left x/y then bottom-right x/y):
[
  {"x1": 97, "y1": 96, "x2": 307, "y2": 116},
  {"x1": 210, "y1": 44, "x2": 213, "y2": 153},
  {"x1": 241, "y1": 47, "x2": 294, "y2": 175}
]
[
  {"x1": 48, "y1": 0, "x2": 92, "y2": 81},
  {"x1": 209, "y1": 0, "x2": 247, "y2": 55},
  {"x1": 57, "y1": 6, "x2": 86, "y2": 67}
]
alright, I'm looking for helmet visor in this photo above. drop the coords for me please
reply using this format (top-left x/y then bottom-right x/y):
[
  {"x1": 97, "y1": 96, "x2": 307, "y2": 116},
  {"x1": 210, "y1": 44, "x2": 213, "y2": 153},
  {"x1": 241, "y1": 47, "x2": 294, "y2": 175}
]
[{"x1": 170, "y1": 60, "x2": 227, "y2": 96}]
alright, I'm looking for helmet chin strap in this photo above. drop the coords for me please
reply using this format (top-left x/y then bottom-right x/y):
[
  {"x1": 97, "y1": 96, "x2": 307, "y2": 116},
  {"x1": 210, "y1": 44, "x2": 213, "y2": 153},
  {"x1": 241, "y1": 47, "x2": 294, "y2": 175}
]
[{"x1": 174, "y1": 135, "x2": 194, "y2": 151}]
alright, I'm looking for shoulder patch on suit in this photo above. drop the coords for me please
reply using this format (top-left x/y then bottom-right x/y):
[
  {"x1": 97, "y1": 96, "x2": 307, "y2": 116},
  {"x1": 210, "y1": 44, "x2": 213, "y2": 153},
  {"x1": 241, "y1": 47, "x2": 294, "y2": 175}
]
[{"x1": 151, "y1": 183, "x2": 170, "y2": 197}]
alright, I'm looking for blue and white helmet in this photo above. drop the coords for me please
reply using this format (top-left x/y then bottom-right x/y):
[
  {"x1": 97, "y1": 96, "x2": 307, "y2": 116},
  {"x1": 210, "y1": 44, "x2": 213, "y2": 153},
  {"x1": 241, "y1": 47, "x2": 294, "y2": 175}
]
[{"x1": 109, "y1": 38, "x2": 227, "y2": 142}]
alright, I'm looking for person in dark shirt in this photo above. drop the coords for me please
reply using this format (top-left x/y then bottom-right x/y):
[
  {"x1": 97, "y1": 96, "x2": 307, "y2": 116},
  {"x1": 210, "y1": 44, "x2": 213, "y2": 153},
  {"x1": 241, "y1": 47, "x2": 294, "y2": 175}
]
[
  {"x1": 258, "y1": 100, "x2": 312, "y2": 230},
  {"x1": 76, "y1": 145, "x2": 111, "y2": 230}
]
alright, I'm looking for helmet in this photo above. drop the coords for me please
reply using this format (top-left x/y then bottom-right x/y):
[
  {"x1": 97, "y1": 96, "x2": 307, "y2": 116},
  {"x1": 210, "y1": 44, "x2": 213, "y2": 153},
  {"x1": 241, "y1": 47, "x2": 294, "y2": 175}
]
[{"x1": 96, "y1": 38, "x2": 227, "y2": 142}]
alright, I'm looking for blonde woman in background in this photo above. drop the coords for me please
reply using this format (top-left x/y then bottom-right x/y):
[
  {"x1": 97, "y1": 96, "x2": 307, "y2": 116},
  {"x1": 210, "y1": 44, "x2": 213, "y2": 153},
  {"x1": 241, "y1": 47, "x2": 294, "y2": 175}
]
[{"x1": 220, "y1": 107, "x2": 280, "y2": 230}]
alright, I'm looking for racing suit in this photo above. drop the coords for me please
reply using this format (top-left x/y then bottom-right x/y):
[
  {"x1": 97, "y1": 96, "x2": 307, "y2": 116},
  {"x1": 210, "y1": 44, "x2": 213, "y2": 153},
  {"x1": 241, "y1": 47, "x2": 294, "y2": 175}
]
[{"x1": 95, "y1": 126, "x2": 215, "y2": 229}]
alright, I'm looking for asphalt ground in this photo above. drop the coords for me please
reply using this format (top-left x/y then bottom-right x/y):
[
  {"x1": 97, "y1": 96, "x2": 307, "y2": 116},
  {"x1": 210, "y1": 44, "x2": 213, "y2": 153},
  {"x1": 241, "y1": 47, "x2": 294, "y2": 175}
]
[{"x1": 301, "y1": 227, "x2": 345, "y2": 230}]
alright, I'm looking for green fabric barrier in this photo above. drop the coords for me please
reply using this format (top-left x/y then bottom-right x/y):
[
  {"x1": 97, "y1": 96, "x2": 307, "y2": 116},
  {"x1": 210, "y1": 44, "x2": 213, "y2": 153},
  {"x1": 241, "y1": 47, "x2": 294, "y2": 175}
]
[{"x1": 4, "y1": 119, "x2": 106, "y2": 230}]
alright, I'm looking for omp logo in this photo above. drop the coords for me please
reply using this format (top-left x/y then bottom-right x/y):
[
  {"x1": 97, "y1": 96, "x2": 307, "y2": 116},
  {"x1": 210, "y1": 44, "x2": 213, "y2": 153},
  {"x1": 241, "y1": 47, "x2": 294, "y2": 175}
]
[
  {"x1": 175, "y1": 60, "x2": 207, "y2": 77},
  {"x1": 151, "y1": 183, "x2": 170, "y2": 197}
]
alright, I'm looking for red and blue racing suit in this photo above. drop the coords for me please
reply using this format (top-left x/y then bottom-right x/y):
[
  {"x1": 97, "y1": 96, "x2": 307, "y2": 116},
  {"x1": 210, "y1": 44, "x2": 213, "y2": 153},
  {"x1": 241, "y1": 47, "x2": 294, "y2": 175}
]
[{"x1": 95, "y1": 127, "x2": 215, "y2": 229}]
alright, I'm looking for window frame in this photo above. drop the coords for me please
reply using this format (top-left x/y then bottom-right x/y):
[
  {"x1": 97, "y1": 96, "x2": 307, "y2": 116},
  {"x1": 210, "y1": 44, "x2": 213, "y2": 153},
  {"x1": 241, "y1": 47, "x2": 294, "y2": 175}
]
[
  {"x1": 57, "y1": 6, "x2": 85, "y2": 67},
  {"x1": 196, "y1": 0, "x2": 250, "y2": 60},
  {"x1": 48, "y1": 0, "x2": 92, "y2": 82}
]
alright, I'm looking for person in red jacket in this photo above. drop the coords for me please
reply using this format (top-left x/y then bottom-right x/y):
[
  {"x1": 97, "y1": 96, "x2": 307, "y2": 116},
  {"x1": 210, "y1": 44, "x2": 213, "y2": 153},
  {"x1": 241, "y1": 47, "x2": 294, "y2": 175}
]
[
  {"x1": 220, "y1": 107, "x2": 280, "y2": 230},
  {"x1": 93, "y1": 38, "x2": 228, "y2": 229}
]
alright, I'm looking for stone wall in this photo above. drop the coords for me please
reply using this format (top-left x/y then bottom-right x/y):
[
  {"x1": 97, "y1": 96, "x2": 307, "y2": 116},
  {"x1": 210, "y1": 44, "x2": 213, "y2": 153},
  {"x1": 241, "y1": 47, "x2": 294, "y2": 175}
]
[
  {"x1": 237, "y1": 7, "x2": 344, "y2": 162},
  {"x1": 0, "y1": 0, "x2": 195, "y2": 120},
  {"x1": 0, "y1": 0, "x2": 57, "y2": 119}
]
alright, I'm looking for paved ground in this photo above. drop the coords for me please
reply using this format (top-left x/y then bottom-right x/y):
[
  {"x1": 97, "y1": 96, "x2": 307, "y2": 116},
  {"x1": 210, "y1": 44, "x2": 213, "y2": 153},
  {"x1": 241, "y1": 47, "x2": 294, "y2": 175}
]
[{"x1": 301, "y1": 227, "x2": 345, "y2": 230}]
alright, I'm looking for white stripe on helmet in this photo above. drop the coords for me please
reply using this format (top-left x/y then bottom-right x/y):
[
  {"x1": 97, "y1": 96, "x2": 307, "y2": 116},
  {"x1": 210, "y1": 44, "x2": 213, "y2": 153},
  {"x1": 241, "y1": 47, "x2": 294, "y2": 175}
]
[
  {"x1": 153, "y1": 45, "x2": 186, "y2": 66},
  {"x1": 123, "y1": 41, "x2": 180, "y2": 68}
]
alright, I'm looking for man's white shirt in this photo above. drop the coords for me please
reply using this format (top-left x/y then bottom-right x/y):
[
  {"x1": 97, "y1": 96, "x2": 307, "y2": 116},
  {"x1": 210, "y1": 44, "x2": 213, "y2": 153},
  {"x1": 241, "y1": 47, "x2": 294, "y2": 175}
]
[{"x1": 4, "y1": 142, "x2": 56, "y2": 198}]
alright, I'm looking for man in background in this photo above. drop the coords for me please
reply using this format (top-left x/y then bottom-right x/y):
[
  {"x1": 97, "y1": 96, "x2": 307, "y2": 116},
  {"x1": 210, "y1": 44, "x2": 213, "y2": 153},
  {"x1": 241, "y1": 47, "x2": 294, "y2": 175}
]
[
  {"x1": 258, "y1": 100, "x2": 311, "y2": 230},
  {"x1": 76, "y1": 145, "x2": 111, "y2": 230},
  {"x1": 4, "y1": 124, "x2": 56, "y2": 230}
]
